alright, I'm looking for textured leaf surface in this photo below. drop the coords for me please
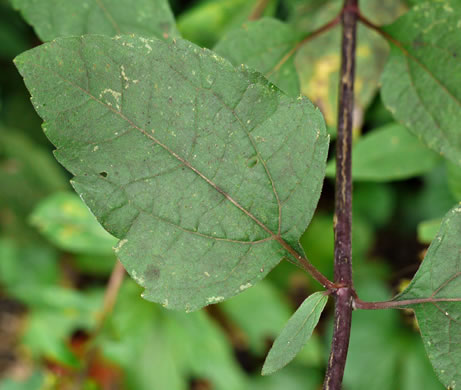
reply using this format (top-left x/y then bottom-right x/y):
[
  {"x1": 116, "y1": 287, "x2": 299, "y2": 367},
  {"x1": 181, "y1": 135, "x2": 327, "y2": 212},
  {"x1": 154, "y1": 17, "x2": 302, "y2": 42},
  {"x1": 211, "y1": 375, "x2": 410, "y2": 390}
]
[
  {"x1": 15, "y1": 35, "x2": 329, "y2": 311},
  {"x1": 326, "y1": 124, "x2": 440, "y2": 181},
  {"x1": 11, "y1": 0, "x2": 179, "y2": 41},
  {"x1": 214, "y1": 18, "x2": 300, "y2": 97},
  {"x1": 261, "y1": 291, "x2": 327, "y2": 375},
  {"x1": 396, "y1": 204, "x2": 461, "y2": 389},
  {"x1": 381, "y1": 1, "x2": 461, "y2": 166},
  {"x1": 30, "y1": 192, "x2": 118, "y2": 254}
]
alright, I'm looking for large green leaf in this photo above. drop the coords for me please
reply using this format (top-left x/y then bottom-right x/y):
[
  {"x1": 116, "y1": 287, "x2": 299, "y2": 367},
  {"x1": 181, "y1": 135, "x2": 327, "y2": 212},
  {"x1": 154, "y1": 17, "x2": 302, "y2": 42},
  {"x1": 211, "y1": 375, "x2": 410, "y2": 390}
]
[
  {"x1": 30, "y1": 192, "x2": 118, "y2": 254},
  {"x1": 261, "y1": 291, "x2": 328, "y2": 375},
  {"x1": 381, "y1": 1, "x2": 461, "y2": 166},
  {"x1": 11, "y1": 0, "x2": 179, "y2": 41},
  {"x1": 214, "y1": 18, "x2": 300, "y2": 97},
  {"x1": 326, "y1": 124, "x2": 440, "y2": 181},
  {"x1": 396, "y1": 204, "x2": 461, "y2": 389},
  {"x1": 15, "y1": 35, "x2": 329, "y2": 311}
]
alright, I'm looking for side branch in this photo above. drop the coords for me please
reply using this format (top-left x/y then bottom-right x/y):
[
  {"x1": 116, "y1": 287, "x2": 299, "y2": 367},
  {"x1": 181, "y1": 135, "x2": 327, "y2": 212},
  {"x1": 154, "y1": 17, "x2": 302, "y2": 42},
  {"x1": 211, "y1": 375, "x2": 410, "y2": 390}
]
[
  {"x1": 266, "y1": 15, "x2": 340, "y2": 77},
  {"x1": 323, "y1": 1, "x2": 358, "y2": 389},
  {"x1": 355, "y1": 297, "x2": 461, "y2": 310}
]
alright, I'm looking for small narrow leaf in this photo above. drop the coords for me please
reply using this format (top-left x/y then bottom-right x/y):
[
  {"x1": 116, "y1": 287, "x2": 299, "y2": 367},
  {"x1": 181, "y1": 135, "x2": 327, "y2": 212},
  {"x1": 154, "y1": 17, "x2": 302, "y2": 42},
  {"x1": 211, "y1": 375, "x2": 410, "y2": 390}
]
[
  {"x1": 396, "y1": 204, "x2": 461, "y2": 388},
  {"x1": 262, "y1": 291, "x2": 328, "y2": 375},
  {"x1": 326, "y1": 124, "x2": 440, "y2": 181},
  {"x1": 15, "y1": 35, "x2": 329, "y2": 311},
  {"x1": 214, "y1": 18, "x2": 300, "y2": 97},
  {"x1": 11, "y1": 0, "x2": 179, "y2": 41},
  {"x1": 381, "y1": 1, "x2": 461, "y2": 166}
]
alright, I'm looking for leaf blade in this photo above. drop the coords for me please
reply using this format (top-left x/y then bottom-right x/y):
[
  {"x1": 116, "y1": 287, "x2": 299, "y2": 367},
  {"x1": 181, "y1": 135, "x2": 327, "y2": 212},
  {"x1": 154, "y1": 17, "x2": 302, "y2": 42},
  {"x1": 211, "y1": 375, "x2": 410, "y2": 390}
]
[
  {"x1": 396, "y1": 204, "x2": 461, "y2": 388},
  {"x1": 15, "y1": 35, "x2": 329, "y2": 311},
  {"x1": 262, "y1": 291, "x2": 328, "y2": 375}
]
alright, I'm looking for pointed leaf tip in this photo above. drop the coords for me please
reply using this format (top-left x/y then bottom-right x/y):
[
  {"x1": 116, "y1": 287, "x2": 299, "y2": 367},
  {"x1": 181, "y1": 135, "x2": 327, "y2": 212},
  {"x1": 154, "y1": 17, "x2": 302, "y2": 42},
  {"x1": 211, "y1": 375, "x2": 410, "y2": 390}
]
[{"x1": 262, "y1": 291, "x2": 328, "y2": 375}]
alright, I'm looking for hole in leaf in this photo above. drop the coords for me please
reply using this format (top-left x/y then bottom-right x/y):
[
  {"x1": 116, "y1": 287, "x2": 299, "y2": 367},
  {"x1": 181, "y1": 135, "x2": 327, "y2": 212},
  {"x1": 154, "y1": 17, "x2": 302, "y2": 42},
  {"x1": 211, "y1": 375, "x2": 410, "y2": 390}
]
[{"x1": 99, "y1": 171, "x2": 108, "y2": 178}]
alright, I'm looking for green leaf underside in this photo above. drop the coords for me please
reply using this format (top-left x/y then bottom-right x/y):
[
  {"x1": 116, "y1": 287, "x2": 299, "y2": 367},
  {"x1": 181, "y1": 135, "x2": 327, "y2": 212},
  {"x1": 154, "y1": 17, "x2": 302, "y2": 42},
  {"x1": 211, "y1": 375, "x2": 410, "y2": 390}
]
[
  {"x1": 262, "y1": 291, "x2": 328, "y2": 375},
  {"x1": 381, "y1": 1, "x2": 461, "y2": 166},
  {"x1": 214, "y1": 18, "x2": 300, "y2": 97},
  {"x1": 326, "y1": 123, "x2": 440, "y2": 181},
  {"x1": 30, "y1": 192, "x2": 118, "y2": 254},
  {"x1": 15, "y1": 35, "x2": 329, "y2": 311},
  {"x1": 11, "y1": 0, "x2": 179, "y2": 42},
  {"x1": 396, "y1": 204, "x2": 461, "y2": 389}
]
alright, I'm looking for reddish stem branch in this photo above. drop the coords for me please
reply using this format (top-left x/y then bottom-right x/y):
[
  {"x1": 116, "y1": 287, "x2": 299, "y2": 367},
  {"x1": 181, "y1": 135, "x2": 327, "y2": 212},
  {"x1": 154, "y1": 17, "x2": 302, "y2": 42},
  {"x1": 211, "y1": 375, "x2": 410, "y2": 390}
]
[
  {"x1": 248, "y1": 0, "x2": 271, "y2": 21},
  {"x1": 266, "y1": 15, "x2": 340, "y2": 77},
  {"x1": 98, "y1": 259, "x2": 126, "y2": 326},
  {"x1": 358, "y1": 13, "x2": 403, "y2": 49},
  {"x1": 323, "y1": 1, "x2": 358, "y2": 389}
]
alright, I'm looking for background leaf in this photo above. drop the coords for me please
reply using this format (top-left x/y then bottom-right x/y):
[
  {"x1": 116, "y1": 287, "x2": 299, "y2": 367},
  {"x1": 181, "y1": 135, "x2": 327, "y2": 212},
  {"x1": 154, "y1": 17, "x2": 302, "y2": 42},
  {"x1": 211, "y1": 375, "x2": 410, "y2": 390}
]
[
  {"x1": 15, "y1": 35, "x2": 329, "y2": 311},
  {"x1": 326, "y1": 124, "x2": 440, "y2": 181},
  {"x1": 30, "y1": 192, "x2": 118, "y2": 254},
  {"x1": 214, "y1": 18, "x2": 300, "y2": 97},
  {"x1": 261, "y1": 291, "x2": 328, "y2": 375},
  {"x1": 11, "y1": 0, "x2": 179, "y2": 41},
  {"x1": 417, "y1": 218, "x2": 442, "y2": 244},
  {"x1": 291, "y1": 0, "x2": 404, "y2": 129},
  {"x1": 381, "y1": 1, "x2": 461, "y2": 166},
  {"x1": 101, "y1": 281, "x2": 247, "y2": 390}
]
